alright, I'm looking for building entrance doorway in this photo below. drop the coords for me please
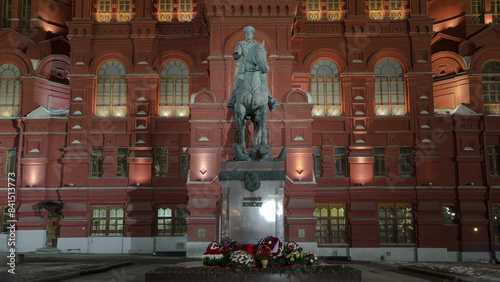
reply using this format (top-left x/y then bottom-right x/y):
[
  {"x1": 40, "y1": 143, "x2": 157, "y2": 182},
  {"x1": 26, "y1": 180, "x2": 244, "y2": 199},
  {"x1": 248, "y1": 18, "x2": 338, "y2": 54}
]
[{"x1": 46, "y1": 213, "x2": 60, "y2": 248}]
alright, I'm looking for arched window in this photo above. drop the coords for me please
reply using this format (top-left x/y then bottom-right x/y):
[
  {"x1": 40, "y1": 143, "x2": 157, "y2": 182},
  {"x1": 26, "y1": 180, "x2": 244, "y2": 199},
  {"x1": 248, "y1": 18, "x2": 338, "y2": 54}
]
[
  {"x1": 374, "y1": 59, "x2": 405, "y2": 116},
  {"x1": 482, "y1": 61, "x2": 500, "y2": 115},
  {"x1": 96, "y1": 60, "x2": 127, "y2": 118},
  {"x1": 159, "y1": 60, "x2": 190, "y2": 118},
  {"x1": 0, "y1": 63, "x2": 21, "y2": 117},
  {"x1": 310, "y1": 59, "x2": 341, "y2": 117}
]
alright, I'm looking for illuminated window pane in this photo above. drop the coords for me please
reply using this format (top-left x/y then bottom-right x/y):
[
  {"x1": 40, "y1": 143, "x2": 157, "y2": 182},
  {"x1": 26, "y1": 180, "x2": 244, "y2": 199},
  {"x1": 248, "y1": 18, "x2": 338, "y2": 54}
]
[
  {"x1": 180, "y1": 147, "x2": 189, "y2": 177},
  {"x1": 313, "y1": 146, "x2": 321, "y2": 177},
  {"x1": 370, "y1": 0, "x2": 382, "y2": 20},
  {"x1": 493, "y1": 0, "x2": 500, "y2": 23},
  {"x1": 310, "y1": 60, "x2": 341, "y2": 117},
  {"x1": 389, "y1": 0, "x2": 403, "y2": 20},
  {"x1": 442, "y1": 204, "x2": 457, "y2": 224},
  {"x1": 116, "y1": 148, "x2": 128, "y2": 177},
  {"x1": 19, "y1": 0, "x2": 31, "y2": 28},
  {"x1": 482, "y1": 61, "x2": 500, "y2": 115},
  {"x1": 489, "y1": 146, "x2": 500, "y2": 176},
  {"x1": 471, "y1": 0, "x2": 483, "y2": 23},
  {"x1": 154, "y1": 148, "x2": 168, "y2": 177},
  {"x1": 379, "y1": 203, "x2": 413, "y2": 244},
  {"x1": 91, "y1": 207, "x2": 124, "y2": 236},
  {"x1": 90, "y1": 148, "x2": 103, "y2": 177},
  {"x1": 97, "y1": 0, "x2": 111, "y2": 22},
  {"x1": 334, "y1": 147, "x2": 347, "y2": 177},
  {"x1": 4, "y1": 148, "x2": 16, "y2": 178},
  {"x1": 156, "y1": 206, "x2": 189, "y2": 236},
  {"x1": 314, "y1": 203, "x2": 348, "y2": 244},
  {"x1": 0, "y1": 63, "x2": 21, "y2": 117},
  {"x1": 374, "y1": 147, "x2": 386, "y2": 177},
  {"x1": 96, "y1": 61, "x2": 126, "y2": 117},
  {"x1": 375, "y1": 59, "x2": 405, "y2": 117},
  {"x1": 399, "y1": 147, "x2": 412, "y2": 177},
  {"x1": 0, "y1": 0, "x2": 12, "y2": 27},
  {"x1": 159, "y1": 60, "x2": 190, "y2": 118}
]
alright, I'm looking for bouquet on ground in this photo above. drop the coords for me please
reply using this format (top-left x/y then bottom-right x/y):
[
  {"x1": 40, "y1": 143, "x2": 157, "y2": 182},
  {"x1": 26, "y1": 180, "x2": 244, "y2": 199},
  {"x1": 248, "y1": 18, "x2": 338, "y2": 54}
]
[
  {"x1": 219, "y1": 240, "x2": 242, "y2": 258},
  {"x1": 258, "y1": 236, "x2": 284, "y2": 258},
  {"x1": 202, "y1": 241, "x2": 225, "y2": 266},
  {"x1": 229, "y1": 250, "x2": 255, "y2": 267},
  {"x1": 255, "y1": 245, "x2": 273, "y2": 261},
  {"x1": 242, "y1": 244, "x2": 256, "y2": 256},
  {"x1": 285, "y1": 250, "x2": 304, "y2": 265},
  {"x1": 302, "y1": 251, "x2": 321, "y2": 266}
]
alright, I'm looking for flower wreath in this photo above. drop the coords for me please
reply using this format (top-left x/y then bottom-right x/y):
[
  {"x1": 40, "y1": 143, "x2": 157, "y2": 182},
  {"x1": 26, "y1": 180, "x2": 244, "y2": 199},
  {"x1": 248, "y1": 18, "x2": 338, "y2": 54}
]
[
  {"x1": 202, "y1": 241, "x2": 223, "y2": 260},
  {"x1": 206, "y1": 241, "x2": 221, "y2": 251},
  {"x1": 258, "y1": 236, "x2": 284, "y2": 258},
  {"x1": 286, "y1": 241, "x2": 303, "y2": 253}
]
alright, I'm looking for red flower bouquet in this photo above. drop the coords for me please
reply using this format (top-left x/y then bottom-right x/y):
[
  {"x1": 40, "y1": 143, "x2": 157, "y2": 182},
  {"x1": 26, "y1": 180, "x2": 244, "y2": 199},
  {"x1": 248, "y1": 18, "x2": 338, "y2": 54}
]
[
  {"x1": 255, "y1": 244, "x2": 273, "y2": 261},
  {"x1": 242, "y1": 244, "x2": 256, "y2": 256}
]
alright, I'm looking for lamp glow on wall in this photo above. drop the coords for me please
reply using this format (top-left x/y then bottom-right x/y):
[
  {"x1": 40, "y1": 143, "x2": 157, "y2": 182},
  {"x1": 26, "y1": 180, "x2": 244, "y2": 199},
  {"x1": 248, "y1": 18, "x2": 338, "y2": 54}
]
[
  {"x1": 293, "y1": 154, "x2": 307, "y2": 181},
  {"x1": 296, "y1": 168, "x2": 304, "y2": 181},
  {"x1": 200, "y1": 168, "x2": 207, "y2": 181}
]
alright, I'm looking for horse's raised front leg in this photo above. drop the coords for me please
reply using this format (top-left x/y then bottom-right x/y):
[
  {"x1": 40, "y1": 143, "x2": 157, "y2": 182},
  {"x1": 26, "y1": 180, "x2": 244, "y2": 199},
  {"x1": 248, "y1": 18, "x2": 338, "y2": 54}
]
[
  {"x1": 235, "y1": 112, "x2": 247, "y2": 154},
  {"x1": 252, "y1": 115, "x2": 261, "y2": 147},
  {"x1": 257, "y1": 108, "x2": 268, "y2": 146}
]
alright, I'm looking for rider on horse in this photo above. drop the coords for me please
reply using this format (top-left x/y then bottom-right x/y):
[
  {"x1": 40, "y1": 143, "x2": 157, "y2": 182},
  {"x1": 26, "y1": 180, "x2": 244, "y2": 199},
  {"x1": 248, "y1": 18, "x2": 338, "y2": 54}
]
[{"x1": 227, "y1": 26, "x2": 278, "y2": 112}]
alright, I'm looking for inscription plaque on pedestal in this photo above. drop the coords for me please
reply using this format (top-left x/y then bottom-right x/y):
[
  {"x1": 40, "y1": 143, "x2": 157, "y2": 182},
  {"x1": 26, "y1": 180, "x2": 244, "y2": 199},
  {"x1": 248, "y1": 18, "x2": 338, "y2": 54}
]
[{"x1": 219, "y1": 161, "x2": 285, "y2": 244}]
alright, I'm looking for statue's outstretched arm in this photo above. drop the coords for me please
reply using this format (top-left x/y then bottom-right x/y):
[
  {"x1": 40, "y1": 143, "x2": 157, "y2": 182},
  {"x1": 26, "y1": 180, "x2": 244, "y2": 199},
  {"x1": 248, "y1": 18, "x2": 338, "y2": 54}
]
[{"x1": 233, "y1": 42, "x2": 243, "y2": 60}]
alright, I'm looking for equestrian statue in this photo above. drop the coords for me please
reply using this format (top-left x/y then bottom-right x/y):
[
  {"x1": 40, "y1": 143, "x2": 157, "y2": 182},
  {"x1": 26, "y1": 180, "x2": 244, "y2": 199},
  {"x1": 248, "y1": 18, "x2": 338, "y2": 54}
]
[{"x1": 227, "y1": 26, "x2": 285, "y2": 161}]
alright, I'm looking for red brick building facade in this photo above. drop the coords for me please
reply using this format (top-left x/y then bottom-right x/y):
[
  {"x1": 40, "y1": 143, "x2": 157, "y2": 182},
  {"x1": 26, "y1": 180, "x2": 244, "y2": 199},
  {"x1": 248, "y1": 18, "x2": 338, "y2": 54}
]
[{"x1": 0, "y1": 0, "x2": 499, "y2": 261}]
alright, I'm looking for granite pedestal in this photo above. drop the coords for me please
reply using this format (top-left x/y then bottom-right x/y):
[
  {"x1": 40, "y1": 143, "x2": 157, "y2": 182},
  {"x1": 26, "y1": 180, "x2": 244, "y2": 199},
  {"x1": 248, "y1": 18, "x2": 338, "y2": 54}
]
[{"x1": 219, "y1": 161, "x2": 285, "y2": 244}]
